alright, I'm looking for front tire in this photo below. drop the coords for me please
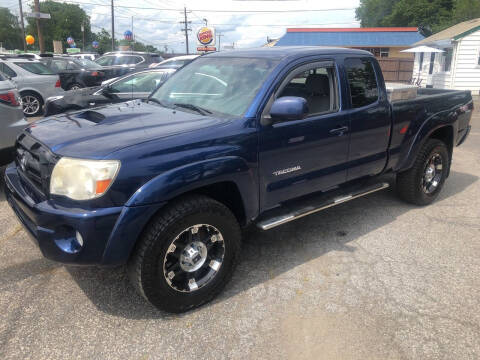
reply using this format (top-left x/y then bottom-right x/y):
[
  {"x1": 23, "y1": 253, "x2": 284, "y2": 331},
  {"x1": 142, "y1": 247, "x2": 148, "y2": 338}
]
[
  {"x1": 128, "y1": 195, "x2": 241, "y2": 313},
  {"x1": 67, "y1": 83, "x2": 83, "y2": 91},
  {"x1": 396, "y1": 139, "x2": 449, "y2": 205}
]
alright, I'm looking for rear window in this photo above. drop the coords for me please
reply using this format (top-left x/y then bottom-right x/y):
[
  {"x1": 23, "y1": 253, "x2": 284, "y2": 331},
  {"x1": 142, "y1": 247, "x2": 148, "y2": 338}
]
[
  {"x1": 345, "y1": 58, "x2": 379, "y2": 108},
  {"x1": 95, "y1": 56, "x2": 115, "y2": 66},
  {"x1": 14, "y1": 62, "x2": 55, "y2": 75},
  {"x1": 75, "y1": 58, "x2": 101, "y2": 69},
  {"x1": 0, "y1": 63, "x2": 17, "y2": 77},
  {"x1": 114, "y1": 56, "x2": 143, "y2": 65}
]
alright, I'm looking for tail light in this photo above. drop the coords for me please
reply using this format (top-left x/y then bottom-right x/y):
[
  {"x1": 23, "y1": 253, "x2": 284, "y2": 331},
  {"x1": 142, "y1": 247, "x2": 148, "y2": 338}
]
[
  {"x1": 458, "y1": 101, "x2": 474, "y2": 114},
  {"x1": 55, "y1": 79, "x2": 61, "y2": 88},
  {"x1": 90, "y1": 71, "x2": 99, "y2": 76},
  {"x1": 0, "y1": 91, "x2": 20, "y2": 106}
]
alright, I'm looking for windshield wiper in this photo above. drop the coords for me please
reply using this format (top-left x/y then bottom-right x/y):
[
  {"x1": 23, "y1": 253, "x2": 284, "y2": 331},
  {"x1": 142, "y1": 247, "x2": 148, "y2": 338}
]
[
  {"x1": 147, "y1": 98, "x2": 169, "y2": 108},
  {"x1": 173, "y1": 103, "x2": 212, "y2": 115}
]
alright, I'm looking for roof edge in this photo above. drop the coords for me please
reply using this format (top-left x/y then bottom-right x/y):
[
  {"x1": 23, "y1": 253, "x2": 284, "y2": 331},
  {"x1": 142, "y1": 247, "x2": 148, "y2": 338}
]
[
  {"x1": 287, "y1": 27, "x2": 419, "y2": 33},
  {"x1": 453, "y1": 25, "x2": 480, "y2": 40}
]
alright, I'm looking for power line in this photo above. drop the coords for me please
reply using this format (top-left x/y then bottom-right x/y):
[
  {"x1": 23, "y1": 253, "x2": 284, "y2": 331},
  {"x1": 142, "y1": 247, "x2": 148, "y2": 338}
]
[{"x1": 58, "y1": 2, "x2": 355, "y2": 13}]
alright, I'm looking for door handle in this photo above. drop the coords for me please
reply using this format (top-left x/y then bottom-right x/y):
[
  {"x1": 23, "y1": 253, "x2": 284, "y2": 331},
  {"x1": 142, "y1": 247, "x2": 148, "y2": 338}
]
[{"x1": 329, "y1": 126, "x2": 349, "y2": 136}]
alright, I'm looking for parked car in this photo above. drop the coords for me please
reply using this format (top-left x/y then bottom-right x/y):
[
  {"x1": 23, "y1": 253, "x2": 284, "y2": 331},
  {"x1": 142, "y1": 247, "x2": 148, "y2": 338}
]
[
  {"x1": 44, "y1": 68, "x2": 175, "y2": 116},
  {"x1": 4, "y1": 47, "x2": 473, "y2": 313},
  {"x1": 69, "y1": 53, "x2": 99, "y2": 61},
  {"x1": 95, "y1": 51, "x2": 164, "y2": 80},
  {"x1": 149, "y1": 54, "x2": 199, "y2": 69},
  {"x1": 0, "y1": 72, "x2": 29, "y2": 165},
  {"x1": 41, "y1": 56, "x2": 105, "y2": 90},
  {"x1": 0, "y1": 55, "x2": 64, "y2": 116}
]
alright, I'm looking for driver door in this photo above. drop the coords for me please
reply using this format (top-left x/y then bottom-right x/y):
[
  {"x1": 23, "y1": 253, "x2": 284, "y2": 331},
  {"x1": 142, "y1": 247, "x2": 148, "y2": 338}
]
[{"x1": 259, "y1": 61, "x2": 350, "y2": 210}]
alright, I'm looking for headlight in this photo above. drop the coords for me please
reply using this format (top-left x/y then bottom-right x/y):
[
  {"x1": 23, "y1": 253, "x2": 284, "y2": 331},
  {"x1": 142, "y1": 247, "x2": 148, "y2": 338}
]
[{"x1": 50, "y1": 157, "x2": 120, "y2": 200}]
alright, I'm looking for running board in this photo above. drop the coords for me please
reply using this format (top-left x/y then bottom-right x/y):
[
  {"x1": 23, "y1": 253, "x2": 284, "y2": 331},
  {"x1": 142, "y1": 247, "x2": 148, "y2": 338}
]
[{"x1": 256, "y1": 182, "x2": 390, "y2": 230}]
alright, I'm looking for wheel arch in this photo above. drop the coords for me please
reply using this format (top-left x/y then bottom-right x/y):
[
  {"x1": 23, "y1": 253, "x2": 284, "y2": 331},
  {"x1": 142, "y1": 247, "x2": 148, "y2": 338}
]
[{"x1": 19, "y1": 89, "x2": 45, "y2": 104}]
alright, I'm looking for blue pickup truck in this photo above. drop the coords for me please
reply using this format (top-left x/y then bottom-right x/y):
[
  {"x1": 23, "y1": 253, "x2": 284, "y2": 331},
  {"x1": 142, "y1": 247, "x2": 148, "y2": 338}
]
[{"x1": 4, "y1": 47, "x2": 473, "y2": 312}]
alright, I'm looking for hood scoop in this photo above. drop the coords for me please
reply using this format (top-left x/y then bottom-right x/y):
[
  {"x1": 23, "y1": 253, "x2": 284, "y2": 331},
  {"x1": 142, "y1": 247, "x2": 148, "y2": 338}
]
[{"x1": 75, "y1": 110, "x2": 106, "y2": 124}]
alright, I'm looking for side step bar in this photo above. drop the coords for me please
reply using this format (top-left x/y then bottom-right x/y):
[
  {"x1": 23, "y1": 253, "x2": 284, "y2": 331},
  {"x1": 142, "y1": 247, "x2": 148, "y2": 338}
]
[{"x1": 257, "y1": 182, "x2": 390, "y2": 230}]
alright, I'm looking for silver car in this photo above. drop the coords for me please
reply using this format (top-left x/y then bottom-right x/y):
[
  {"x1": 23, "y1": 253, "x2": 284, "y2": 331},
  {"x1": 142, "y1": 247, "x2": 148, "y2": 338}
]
[
  {"x1": 0, "y1": 72, "x2": 29, "y2": 165},
  {"x1": 0, "y1": 56, "x2": 64, "y2": 116}
]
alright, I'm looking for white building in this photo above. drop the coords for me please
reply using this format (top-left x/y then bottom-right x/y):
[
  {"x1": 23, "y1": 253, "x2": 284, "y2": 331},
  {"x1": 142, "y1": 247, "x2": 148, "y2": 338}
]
[{"x1": 411, "y1": 18, "x2": 480, "y2": 94}]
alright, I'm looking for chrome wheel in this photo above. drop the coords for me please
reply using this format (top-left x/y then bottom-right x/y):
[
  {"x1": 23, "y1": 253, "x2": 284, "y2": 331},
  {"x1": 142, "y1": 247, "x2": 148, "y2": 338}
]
[
  {"x1": 422, "y1": 153, "x2": 443, "y2": 194},
  {"x1": 163, "y1": 224, "x2": 225, "y2": 293},
  {"x1": 21, "y1": 95, "x2": 40, "y2": 115},
  {"x1": 69, "y1": 84, "x2": 81, "y2": 90}
]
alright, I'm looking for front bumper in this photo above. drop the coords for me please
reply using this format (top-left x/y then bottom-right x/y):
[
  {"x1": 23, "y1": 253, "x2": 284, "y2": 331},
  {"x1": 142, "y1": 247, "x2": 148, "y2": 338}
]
[
  {"x1": 4, "y1": 164, "x2": 166, "y2": 265},
  {"x1": 4, "y1": 164, "x2": 122, "y2": 265}
]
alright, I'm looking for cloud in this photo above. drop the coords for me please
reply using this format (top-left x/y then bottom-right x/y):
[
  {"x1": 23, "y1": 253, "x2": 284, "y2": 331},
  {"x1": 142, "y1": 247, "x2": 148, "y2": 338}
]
[{"x1": 67, "y1": 0, "x2": 360, "y2": 52}]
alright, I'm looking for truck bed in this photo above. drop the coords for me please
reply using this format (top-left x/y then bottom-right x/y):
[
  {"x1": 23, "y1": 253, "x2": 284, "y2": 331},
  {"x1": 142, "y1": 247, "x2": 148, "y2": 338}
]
[{"x1": 387, "y1": 87, "x2": 472, "y2": 172}]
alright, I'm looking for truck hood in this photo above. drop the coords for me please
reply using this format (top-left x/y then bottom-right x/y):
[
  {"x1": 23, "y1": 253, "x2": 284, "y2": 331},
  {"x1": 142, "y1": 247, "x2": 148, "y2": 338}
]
[{"x1": 26, "y1": 100, "x2": 229, "y2": 158}]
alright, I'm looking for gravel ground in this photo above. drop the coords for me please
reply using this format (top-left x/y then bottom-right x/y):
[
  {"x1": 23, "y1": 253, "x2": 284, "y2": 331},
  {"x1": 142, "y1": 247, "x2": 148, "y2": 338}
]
[{"x1": 0, "y1": 98, "x2": 479, "y2": 360}]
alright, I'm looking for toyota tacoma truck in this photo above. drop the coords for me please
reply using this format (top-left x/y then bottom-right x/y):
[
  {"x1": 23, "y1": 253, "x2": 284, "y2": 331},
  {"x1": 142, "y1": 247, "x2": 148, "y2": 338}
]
[{"x1": 4, "y1": 47, "x2": 473, "y2": 313}]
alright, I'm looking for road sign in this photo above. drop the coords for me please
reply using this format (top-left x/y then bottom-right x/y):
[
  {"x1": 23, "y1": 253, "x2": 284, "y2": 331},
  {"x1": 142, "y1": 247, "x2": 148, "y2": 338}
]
[
  {"x1": 66, "y1": 48, "x2": 81, "y2": 53},
  {"x1": 25, "y1": 12, "x2": 51, "y2": 19}
]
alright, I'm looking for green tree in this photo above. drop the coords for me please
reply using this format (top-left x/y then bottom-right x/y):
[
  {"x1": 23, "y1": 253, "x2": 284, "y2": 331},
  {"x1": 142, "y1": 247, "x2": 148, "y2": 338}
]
[
  {"x1": 0, "y1": 7, "x2": 22, "y2": 50},
  {"x1": 91, "y1": 28, "x2": 115, "y2": 54},
  {"x1": 355, "y1": 0, "x2": 480, "y2": 33},
  {"x1": 25, "y1": 1, "x2": 91, "y2": 52},
  {"x1": 453, "y1": 0, "x2": 480, "y2": 23},
  {"x1": 355, "y1": 0, "x2": 398, "y2": 27}
]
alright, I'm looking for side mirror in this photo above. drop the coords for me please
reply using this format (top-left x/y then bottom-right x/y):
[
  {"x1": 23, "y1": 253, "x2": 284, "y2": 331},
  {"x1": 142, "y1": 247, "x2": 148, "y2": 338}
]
[{"x1": 270, "y1": 96, "x2": 308, "y2": 122}]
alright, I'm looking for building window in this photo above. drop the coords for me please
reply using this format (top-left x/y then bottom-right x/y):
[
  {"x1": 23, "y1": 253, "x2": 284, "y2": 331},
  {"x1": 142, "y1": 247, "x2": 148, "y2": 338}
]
[
  {"x1": 444, "y1": 48, "x2": 452, "y2": 72},
  {"x1": 380, "y1": 48, "x2": 389, "y2": 57},
  {"x1": 428, "y1": 53, "x2": 435, "y2": 74},
  {"x1": 419, "y1": 53, "x2": 424, "y2": 71}
]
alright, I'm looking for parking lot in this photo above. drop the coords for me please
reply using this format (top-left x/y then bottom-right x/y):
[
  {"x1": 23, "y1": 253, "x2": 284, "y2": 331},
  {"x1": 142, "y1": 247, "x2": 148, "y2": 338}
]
[{"x1": 0, "y1": 98, "x2": 478, "y2": 359}]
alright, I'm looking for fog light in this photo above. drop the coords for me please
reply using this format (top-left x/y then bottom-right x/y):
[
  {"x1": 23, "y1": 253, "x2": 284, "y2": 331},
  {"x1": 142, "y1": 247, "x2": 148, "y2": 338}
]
[{"x1": 76, "y1": 231, "x2": 84, "y2": 247}]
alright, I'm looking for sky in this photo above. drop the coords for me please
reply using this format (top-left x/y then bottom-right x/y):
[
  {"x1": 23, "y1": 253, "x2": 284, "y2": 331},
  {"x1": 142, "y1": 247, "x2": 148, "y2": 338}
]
[{"x1": 4, "y1": 0, "x2": 361, "y2": 53}]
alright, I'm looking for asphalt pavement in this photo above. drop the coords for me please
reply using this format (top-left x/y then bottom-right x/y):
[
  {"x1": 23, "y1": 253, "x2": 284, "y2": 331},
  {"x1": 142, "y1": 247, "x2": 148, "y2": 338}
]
[{"x1": 0, "y1": 99, "x2": 479, "y2": 359}]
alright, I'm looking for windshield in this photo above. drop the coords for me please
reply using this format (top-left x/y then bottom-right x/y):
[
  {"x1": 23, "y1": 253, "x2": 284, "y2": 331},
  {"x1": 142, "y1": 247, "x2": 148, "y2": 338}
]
[
  {"x1": 151, "y1": 57, "x2": 278, "y2": 117},
  {"x1": 14, "y1": 62, "x2": 55, "y2": 75}
]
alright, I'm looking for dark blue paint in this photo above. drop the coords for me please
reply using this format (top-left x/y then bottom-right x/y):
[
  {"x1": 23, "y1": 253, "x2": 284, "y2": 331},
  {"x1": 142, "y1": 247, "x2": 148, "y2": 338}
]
[
  {"x1": 4, "y1": 47, "x2": 473, "y2": 265},
  {"x1": 270, "y1": 96, "x2": 308, "y2": 121}
]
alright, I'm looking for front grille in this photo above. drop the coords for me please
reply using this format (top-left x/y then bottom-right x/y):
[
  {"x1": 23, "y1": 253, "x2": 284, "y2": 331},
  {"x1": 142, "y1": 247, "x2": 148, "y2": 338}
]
[{"x1": 15, "y1": 132, "x2": 57, "y2": 199}]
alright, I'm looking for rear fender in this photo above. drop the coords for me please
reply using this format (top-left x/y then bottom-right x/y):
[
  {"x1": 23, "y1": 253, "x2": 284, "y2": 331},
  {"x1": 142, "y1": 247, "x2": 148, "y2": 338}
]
[{"x1": 396, "y1": 111, "x2": 457, "y2": 172}]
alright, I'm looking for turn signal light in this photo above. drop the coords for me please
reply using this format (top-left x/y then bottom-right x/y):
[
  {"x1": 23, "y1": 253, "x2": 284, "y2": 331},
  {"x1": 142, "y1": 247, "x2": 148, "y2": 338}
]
[{"x1": 0, "y1": 91, "x2": 20, "y2": 106}]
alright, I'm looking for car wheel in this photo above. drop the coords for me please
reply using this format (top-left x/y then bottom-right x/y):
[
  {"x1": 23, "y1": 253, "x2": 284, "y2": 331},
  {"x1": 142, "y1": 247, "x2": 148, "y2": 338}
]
[
  {"x1": 396, "y1": 139, "x2": 450, "y2": 205},
  {"x1": 68, "y1": 83, "x2": 83, "y2": 91},
  {"x1": 21, "y1": 92, "x2": 43, "y2": 117},
  {"x1": 128, "y1": 195, "x2": 241, "y2": 313}
]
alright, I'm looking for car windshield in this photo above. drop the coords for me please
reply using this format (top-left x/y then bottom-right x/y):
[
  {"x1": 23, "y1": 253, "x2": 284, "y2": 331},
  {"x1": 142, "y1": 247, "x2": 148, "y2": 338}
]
[
  {"x1": 151, "y1": 57, "x2": 278, "y2": 117},
  {"x1": 74, "y1": 58, "x2": 101, "y2": 69},
  {"x1": 14, "y1": 62, "x2": 55, "y2": 75}
]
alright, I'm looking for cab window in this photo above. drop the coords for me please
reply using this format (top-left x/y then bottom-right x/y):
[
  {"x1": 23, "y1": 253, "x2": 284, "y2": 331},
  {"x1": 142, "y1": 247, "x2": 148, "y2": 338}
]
[{"x1": 345, "y1": 58, "x2": 379, "y2": 108}]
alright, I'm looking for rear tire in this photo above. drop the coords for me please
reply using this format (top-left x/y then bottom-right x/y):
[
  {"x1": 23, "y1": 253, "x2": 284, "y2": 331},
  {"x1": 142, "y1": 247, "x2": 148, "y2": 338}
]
[
  {"x1": 67, "y1": 83, "x2": 83, "y2": 91},
  {"x1": 20, "y1": 91, "x2": 43, "y2": 117},
  {"x1": 128, "y1": 195, "x2": 241, "y2": 313},
  {"x1": 396, "y1": 139, "x2": 449, "y2": 205}
]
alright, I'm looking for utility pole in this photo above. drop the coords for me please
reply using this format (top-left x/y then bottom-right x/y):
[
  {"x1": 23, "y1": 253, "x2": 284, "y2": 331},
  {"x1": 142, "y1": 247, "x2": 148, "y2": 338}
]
[
  {"x1": 81, "y1": 22, "x2": 85, "y2": 50},
  {"x1": 18, "y1": 0, "x2": 26, "y2": 51},
  {"x1": 131, "y1": 16, "x2": 134, "y2": 51},
  {"x1": 111, "y1": 0, "x2": 115, "y2": 51},
  {"x1": 179, "y1": 7, "x2": 191, "y2": 54},
  {"x1": 217, "y1": 33, "x2": 224, "y2": 52},
  {"x1": 33, "y1": 0, "x2": 44, "y2": 52}
]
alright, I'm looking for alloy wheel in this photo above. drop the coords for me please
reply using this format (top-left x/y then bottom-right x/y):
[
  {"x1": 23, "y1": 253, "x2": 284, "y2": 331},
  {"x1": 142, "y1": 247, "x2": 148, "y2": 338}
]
[{"x1": 162, "y1": 224, "x2": 225, "y2": 293}]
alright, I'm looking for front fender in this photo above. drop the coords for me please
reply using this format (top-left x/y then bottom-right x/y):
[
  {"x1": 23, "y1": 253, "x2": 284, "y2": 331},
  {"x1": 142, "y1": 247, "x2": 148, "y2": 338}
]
[{"x1": 126, "y1": 156, "x2": 258, "y2": 220}]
